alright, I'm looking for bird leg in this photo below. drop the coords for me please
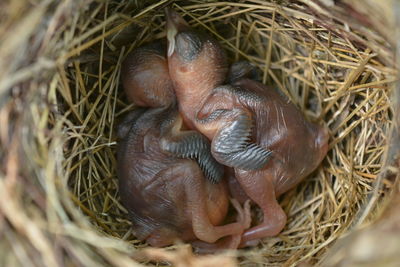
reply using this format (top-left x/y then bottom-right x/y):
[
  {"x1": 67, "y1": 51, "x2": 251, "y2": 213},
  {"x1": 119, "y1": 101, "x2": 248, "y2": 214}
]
[
  {"x1": 181, "y1": 164, "x2": 251, "y2": 244},
  {"x1": 235, "y1": 171, "x2": 287, "y2": 246}
]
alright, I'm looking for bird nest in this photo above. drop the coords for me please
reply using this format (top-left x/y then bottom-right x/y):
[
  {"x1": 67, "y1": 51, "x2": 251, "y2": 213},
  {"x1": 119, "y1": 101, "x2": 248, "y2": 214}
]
[{"x1": 0, "y1": 0, "x2": 399, "y2": 266}]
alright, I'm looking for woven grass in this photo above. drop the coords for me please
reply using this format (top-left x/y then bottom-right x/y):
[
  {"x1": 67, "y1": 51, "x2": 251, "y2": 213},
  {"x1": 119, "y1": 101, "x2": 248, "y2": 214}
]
[{"x1": 0, "y1": 0, "x2": 398, "y2": 266}]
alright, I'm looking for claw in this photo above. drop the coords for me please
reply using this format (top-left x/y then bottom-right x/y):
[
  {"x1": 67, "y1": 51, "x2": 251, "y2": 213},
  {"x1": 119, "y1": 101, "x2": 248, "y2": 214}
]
[{"x1": 230, "y1": 198, "x2": 252, "y2": 230}]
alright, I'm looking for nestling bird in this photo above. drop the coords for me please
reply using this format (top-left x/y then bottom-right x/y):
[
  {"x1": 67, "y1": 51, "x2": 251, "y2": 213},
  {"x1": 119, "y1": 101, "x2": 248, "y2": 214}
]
[
  {"x1": 165, "y1": 8, "x2": 329, "y2": 245},
  {"x1": 121, "y1": 41, "x2": 176, "y2": 108},
  {"x1": 118, "y1": 41, "x2": 251, "y2": 249},
  {"x1": 117, "y1": 106, "x2": 250, "y2": 248}
]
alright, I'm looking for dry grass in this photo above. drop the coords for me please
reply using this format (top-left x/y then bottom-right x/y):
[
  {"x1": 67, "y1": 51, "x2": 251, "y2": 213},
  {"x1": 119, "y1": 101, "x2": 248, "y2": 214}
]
[{"x1": 0, "y1": 0, "x2": 398, "y2": 266}]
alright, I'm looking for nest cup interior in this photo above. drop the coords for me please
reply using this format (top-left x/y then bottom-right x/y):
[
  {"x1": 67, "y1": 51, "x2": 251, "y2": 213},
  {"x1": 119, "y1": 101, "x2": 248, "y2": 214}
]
[{"x1": 59, "y1": 1, "x2": 395, "y2": 265}]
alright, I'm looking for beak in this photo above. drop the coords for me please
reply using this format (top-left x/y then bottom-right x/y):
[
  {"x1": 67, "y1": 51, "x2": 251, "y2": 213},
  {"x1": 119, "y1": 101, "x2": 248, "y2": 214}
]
[{"x1": 165, "y1": 8, "x2": 189, "y2": 57}]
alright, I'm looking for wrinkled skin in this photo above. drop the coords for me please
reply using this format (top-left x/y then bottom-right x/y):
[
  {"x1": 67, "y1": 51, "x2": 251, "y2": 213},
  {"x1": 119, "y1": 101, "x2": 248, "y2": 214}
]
[
  {"x1": 121, "y1": 41, "x2": 176, "y2": 107},
  {"x1": 117, "y1": 107, "x2": 250, "y2": 248},
  {"x1": 165, "y1": 8, "x2": 329, "y2": 245},
  {"x1": 118, "y1": 41, "x2": 251, "y2": 250}
]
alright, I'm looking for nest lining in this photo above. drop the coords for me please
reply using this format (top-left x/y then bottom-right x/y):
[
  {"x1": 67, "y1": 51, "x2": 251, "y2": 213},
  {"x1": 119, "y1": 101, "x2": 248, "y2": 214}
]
[{"x1": 0, "y1": 0, "x2": 397, "y2": 266}]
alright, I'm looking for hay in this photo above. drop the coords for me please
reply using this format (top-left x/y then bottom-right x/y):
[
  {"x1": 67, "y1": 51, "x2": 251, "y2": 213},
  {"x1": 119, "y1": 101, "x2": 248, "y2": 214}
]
[{"x1": 0, "y1": 0, "x2": 398, "y2": 266}]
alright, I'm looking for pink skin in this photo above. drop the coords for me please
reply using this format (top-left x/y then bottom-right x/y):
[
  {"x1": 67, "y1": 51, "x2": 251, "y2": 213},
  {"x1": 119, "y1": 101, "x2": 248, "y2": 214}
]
[
  {"x1": 165, "y1": 8, "x2": 329, "y2": 246},
  {"x1": 117, "y1": 108, "x2": 251, "y2": 249},
  {"x1": 118, "y1": 41, "x2": 251, "y2": 251},
  {"x1": 121, "y1": 41, "x2": 175, "y2": 108}
]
